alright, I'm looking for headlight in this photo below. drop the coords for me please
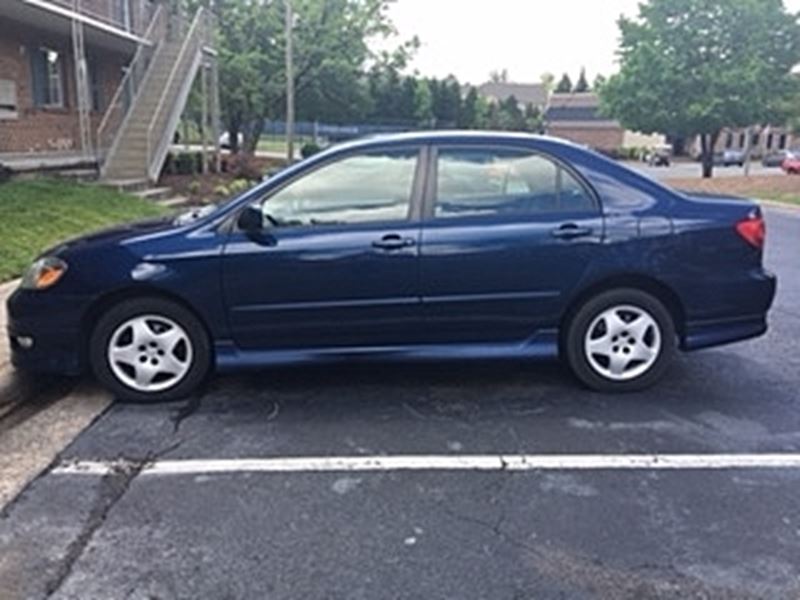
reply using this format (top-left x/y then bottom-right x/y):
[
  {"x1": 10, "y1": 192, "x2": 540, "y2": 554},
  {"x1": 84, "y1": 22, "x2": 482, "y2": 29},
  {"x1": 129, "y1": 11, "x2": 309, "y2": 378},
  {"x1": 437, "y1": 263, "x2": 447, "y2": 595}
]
[{"x1": 21, "y1": 256, "x2": 68, "y2": 290}]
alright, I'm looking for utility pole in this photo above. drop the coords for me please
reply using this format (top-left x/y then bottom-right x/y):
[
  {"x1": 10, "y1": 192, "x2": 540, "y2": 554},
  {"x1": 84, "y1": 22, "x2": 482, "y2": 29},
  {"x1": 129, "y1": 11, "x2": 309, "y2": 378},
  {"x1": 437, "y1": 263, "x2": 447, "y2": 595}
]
[{"x1": 285, "y1": 0, "x2": 295, "y2": 163}]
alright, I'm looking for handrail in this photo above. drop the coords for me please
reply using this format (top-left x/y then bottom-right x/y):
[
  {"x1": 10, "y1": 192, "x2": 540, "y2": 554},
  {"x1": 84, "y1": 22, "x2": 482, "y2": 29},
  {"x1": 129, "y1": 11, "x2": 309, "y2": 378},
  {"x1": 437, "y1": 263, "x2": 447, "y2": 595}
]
[
  {"x1": 96, "y1": 4, "x2": 166, "y2": 162},
  {"x1": 146, "y1": 7, "x2": 207, "y2": 180}
]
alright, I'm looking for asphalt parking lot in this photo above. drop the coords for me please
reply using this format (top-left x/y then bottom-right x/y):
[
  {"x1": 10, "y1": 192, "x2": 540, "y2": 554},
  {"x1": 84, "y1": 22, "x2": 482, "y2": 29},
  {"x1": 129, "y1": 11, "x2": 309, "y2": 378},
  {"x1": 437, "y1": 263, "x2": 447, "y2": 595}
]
[
  {"x1": 624, "y1": 159, "x2": 784, "y2": 181},
  {"x1": 1, "y1": 206, "x2": 799, "y2": 599}
]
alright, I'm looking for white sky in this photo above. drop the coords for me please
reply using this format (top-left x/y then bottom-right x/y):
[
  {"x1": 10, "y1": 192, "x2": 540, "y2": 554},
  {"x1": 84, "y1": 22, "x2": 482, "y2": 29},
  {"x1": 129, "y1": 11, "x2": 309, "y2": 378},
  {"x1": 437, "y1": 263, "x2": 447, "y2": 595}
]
[{"x1": 382, "y1": 0, "x2": 800, "y2": 85}]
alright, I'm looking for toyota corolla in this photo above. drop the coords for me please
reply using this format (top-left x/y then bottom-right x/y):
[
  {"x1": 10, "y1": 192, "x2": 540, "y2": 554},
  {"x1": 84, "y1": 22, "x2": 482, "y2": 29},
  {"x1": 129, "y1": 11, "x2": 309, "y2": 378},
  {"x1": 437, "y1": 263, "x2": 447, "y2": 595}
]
[{"x1": 7, "y1": 132, "x2": 776, "y2": 401}]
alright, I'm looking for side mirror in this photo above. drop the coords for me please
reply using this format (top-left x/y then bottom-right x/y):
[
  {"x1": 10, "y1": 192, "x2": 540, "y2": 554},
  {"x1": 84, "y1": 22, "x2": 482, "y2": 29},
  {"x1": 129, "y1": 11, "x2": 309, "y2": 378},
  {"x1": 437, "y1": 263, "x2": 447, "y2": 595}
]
[{"x1": 238, "y1": 205, "x2": 263, "y2": 233}]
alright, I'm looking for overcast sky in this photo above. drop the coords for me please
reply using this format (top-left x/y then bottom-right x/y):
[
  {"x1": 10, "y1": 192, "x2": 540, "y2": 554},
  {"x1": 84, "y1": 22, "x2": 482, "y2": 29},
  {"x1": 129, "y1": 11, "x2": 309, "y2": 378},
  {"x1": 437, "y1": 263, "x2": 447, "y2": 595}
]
[{"x1": 383, "y1": 0, "x2": 800, "y2": 85}]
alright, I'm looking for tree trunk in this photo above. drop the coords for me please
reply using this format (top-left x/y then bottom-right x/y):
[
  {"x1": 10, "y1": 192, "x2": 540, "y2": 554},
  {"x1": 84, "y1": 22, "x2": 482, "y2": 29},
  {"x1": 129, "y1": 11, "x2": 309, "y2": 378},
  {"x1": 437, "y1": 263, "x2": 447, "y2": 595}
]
[
  {"x1": 244, "y1": 119, "x2": 264, "y2": 156},
  {"x1": 699, "y1": 132, "x2": 720, "y2": 179}
]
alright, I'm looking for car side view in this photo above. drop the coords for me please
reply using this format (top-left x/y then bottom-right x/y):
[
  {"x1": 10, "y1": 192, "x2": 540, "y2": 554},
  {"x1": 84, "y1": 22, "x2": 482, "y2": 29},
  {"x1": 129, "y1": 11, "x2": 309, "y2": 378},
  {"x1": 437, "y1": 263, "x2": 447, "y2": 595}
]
[{"x1": 7, "y1": 132, "x2": 777, "y2": 401}]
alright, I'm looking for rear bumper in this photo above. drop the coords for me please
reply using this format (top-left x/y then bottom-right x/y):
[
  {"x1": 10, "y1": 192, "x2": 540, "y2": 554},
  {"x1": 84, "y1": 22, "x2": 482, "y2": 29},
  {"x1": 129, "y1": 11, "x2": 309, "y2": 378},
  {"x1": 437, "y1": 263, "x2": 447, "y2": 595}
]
[
  {"x1": 681, "y1": 270, "x2": 776, "y2": 351},
  {"x1": 6, "y1": 287, "x2": 90, "y2": 376}
]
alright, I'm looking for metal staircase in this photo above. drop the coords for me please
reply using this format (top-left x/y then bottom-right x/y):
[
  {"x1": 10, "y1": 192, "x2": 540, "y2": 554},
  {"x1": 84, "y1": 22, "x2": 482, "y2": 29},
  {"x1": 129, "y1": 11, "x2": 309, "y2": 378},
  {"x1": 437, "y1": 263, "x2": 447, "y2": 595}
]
[{"x1": 97, "y1": 7, "x2": 215, "y2": 183}]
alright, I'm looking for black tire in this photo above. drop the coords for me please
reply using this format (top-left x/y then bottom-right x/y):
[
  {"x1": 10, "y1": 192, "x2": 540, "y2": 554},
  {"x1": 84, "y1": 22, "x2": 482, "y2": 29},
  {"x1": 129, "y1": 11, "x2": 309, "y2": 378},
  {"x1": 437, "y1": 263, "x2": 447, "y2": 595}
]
[
  {"x1": 565, "y1": 289, "x2": 676, "y2": 393},
  {"x1": 90, "y1": 297, "x2": 211, "y2": 403}
]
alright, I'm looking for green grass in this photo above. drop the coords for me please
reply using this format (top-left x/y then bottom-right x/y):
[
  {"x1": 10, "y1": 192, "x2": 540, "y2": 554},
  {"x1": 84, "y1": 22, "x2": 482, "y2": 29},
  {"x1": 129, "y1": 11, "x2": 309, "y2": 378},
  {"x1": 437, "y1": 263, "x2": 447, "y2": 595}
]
[
  {"x1": 758, "y1": 193, "x2": 800, "y2": 207},
  {"x1": 0, "y1": 179, "x2": 169, "y2": 282}
]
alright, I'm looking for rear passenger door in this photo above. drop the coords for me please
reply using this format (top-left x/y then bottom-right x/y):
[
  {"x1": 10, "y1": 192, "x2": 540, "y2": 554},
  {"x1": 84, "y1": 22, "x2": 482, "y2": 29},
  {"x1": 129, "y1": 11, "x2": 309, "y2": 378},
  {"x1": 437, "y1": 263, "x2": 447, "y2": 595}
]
[{"x1": 419, "y1": 145, "x2": 603, "y2": 344}]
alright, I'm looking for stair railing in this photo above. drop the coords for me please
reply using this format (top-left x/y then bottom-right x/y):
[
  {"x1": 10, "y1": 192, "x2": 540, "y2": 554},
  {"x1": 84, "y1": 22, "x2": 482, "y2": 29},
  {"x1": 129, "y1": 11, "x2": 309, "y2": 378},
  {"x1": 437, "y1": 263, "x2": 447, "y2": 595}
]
[
  {"x1": 96, "y1": 4, "x2": 166, "y2": 169},
  {"x1": 145, "y1": 7, "x2": 208, "y2": 181}
]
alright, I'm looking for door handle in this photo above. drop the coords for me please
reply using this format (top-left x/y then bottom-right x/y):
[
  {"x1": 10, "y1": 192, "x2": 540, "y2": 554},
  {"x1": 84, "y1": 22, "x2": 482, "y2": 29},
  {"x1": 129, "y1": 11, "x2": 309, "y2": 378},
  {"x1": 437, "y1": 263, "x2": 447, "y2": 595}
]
[
  {"x1": 372, "y1": 234, "x2": 416, "y2": 250},
  {"x1": 552, "y1": 224, "x2": 593, "y2": 240}
]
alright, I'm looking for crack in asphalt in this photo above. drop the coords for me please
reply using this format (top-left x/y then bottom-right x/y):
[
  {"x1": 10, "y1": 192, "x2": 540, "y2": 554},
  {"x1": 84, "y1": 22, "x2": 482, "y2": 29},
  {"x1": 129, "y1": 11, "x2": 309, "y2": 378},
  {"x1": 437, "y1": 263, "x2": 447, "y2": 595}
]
[{"x1": 43, "y1": 440, "x2": 183, "y2": 598}]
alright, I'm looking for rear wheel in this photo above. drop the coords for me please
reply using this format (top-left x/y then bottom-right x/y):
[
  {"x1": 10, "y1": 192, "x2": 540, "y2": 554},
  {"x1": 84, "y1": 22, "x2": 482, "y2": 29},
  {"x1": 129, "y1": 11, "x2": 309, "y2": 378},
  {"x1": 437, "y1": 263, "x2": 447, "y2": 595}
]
[
  {"x1": 90, "y1": 297, "x2": 211, "y2": 402},
  {"x1": 565, "y1": 289, "x2": 676, "y2": 393}
]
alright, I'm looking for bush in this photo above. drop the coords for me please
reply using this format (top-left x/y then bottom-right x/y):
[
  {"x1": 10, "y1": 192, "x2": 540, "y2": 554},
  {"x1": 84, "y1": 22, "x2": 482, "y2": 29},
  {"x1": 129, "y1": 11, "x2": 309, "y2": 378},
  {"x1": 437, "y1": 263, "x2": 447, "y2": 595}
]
[
  {"x1": 214, "y1": 184, "x2": 230, "y2": 197},
  {"x1": 229, "y1": 179, "x2": 252, "y2": 194},
  {"x1": 0, "y1": 164, "x2": 12, "y2": 183},
  {"x1": 187, "y1": 180, "x2": 201, "y2": 196},
  {"x1": 166, "y1": 152, "x2": 203, "y2": 175},
  {"x1": 301, "y1": 142, "x2": 322, "y2": 158}
]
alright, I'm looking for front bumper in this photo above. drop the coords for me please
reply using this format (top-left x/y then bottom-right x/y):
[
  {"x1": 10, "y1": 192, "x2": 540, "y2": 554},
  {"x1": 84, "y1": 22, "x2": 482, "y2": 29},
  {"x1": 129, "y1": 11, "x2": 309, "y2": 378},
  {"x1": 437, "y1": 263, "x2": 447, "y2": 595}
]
[{"x1": 6, "y1": 287, "x2": 92, "y2": 376}]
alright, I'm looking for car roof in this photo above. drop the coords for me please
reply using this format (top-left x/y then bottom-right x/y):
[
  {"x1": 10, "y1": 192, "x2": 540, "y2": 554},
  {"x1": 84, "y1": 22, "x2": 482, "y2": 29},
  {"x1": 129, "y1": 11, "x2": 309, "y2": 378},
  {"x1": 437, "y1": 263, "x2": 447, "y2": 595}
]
[{"x1": 328, "y1": 130, "x2": 582, "y2": 152}]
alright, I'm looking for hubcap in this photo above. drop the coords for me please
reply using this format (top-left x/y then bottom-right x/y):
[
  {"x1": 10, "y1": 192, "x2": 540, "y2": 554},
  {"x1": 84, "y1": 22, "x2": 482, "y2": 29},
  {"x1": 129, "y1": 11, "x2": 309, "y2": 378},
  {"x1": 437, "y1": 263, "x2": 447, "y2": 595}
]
[
  {"x1": 107, "y1": 315, "x2": 193, "y2": 393},
  {"x1": 584, "y1": 304, "x2": 662, "y2": 382}
]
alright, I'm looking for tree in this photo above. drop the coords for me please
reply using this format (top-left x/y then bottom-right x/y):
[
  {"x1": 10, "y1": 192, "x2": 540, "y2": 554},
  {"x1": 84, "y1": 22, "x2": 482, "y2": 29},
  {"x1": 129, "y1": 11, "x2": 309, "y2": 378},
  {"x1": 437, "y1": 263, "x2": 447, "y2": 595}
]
[
  {"x1": 201, "y1": 0, "x2": 409, "y2": 154},
  {"x1": 413, "y1": 79, "x2": 434, "y2": 127},
  {"x1": 489, "y1": 69, "x2": 509, "y2": 83},
  {"x1": 600, "y1": 0, "x2": 800, "y2": 178},
  {"x1": 593, "y1": 74, "x2": 607, "y2": 92},
  {"x1": 540, "y1": 72, "x2": 556, "y2": 94},
  {"x1": 574, "y1": 67, "x2": 590, "y2": 93},
  {"x1": 555, "y1": 73, "x2": 572, "y2": 93}
]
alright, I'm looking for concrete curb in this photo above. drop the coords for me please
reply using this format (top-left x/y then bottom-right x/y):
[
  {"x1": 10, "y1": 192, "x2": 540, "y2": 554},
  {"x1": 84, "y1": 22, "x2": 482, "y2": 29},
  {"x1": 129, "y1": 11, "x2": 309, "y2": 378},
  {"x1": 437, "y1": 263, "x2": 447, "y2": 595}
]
[
  {"x1": 758, "y1": 198, "x2": 800, "y2": 212},
  {"x1": 0, "y1": 382, "x2": 112, "y2": 510}
]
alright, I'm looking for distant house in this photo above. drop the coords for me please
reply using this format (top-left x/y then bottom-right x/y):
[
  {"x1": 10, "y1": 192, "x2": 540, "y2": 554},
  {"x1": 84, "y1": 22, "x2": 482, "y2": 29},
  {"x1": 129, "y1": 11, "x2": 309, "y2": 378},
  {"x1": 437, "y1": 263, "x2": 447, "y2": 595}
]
[
  {"x1": 0, "y1": 0, "x2": 219, "y2": 183},
  {"x1": 694, "y1": 126, "x2": 797, "y2": 159},
  {"x1": 545, "y1": 92, "x2": 664, "y2": 153},
  {"x1": 477, "y1": 82, "x2": 549, "y2": 110}
]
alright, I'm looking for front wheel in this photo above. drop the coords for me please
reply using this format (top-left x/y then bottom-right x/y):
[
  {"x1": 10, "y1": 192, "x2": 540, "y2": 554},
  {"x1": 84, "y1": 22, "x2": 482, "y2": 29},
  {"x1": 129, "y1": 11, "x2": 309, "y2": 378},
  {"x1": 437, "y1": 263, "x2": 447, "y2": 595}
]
[
  {"x1": 90, "y1": 297, "x2": 211, "y2": 402},
  {"x1": 565, "y1": 289, "x2": 676, "y2": 393}
]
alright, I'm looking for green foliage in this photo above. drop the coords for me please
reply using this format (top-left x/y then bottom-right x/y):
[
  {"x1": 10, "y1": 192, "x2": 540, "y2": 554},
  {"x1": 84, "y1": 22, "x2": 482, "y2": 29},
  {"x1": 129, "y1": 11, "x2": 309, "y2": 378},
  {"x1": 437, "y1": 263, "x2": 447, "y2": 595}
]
[
  {"x1": 301, "y1": 142, "x2": 322, "y2": 158},
  {"x1": 0, "y1": 180, "x2": 167, "y2": 282},
  {"x1": 555, "y1": 73, "x2": 573, "y2": 93},
  {"x1": 413, "y1": 79, "x2": 434, "y2": 126},
  {"x1": 574, "y1": 68, "x2": 590, "y2": 93},
  {"x1": 601, "y1": 0, "x2": 800, "y2": 176}
]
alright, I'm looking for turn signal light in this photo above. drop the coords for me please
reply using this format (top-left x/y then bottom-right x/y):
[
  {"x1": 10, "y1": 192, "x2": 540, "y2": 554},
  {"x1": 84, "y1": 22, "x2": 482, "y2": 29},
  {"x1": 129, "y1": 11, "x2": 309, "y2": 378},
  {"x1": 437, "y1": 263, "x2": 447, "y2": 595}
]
[
  {"x1": 21, "y1": 256, "x2": 68, "y2": 290},
  {"x1": 736, "y1": 213, "x2": 765, "y2": 250}
]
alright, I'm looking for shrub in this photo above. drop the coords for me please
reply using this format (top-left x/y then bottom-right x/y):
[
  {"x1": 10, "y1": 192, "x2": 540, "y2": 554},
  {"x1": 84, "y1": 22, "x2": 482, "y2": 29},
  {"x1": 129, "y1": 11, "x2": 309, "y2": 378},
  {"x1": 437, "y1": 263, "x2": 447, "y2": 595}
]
[
  {"x1": 0, "y1": 164, "x2": 12, "y2": 183},
  {"x1": 301, "y1": 142, "x2": 322, "y2": 158},
  {"x1": 168, "y1": 152, "x2": 203, "y2": 175},
  {"x1": 214, "y1": 184, "x2": 230, "y2": 197},
  {"x1": 187, "y1": 180, "x2": 201, "y2": 196},
  {"x1": 229, "y1": 178, "x2": 252, "y2": 194}
]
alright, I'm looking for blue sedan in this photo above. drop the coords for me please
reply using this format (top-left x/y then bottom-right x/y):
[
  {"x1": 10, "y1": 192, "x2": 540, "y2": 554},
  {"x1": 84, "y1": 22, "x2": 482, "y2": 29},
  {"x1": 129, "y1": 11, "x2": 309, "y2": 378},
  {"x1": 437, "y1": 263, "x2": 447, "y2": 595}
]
[{"x1": 7, "y1": 132, "x2": 776, "y2": 401}]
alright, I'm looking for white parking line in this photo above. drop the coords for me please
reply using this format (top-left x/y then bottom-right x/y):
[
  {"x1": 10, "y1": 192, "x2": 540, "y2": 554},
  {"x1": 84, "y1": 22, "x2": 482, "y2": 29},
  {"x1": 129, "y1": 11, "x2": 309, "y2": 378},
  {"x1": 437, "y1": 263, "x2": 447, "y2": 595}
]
[{"x1": 52, "y1": 453, "x2": 800, "y2": 477}]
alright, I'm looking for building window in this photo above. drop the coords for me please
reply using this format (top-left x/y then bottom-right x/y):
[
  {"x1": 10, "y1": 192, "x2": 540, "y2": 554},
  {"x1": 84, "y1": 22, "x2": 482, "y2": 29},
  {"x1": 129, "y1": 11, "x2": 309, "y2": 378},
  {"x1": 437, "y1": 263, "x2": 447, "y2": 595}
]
[
  {"x1": 780, "y1": 134, "x2": 788, "y2": 150},
  {"x1": 752, "y1": 133, "x2": 760, "y2": 147},
  {"x1": 88, "y1": 60, "x2": 102, "y2": 112},
  {"x1": 739, "y1": 133, "x2": 746, "y2": 148},
  {"x1": 0, "y1": 79, "x2": 18, "y2": 120},
  {"x1": 725, "y1": 132, "x2": 733, "y2": 149},
  {"x1": 30, "y1": 48, "x2": 65, "y2": 108},
  {"x1": 767, "y1": 133, "x2": 774, "y2": 150}
]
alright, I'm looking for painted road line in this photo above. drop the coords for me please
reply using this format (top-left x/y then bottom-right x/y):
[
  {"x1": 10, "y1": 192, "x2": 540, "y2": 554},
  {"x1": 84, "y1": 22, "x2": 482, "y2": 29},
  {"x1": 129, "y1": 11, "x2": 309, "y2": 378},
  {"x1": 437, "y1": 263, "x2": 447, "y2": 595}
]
[{"x1": 52, "y1": 453, "x2": 800, "y2": 477}]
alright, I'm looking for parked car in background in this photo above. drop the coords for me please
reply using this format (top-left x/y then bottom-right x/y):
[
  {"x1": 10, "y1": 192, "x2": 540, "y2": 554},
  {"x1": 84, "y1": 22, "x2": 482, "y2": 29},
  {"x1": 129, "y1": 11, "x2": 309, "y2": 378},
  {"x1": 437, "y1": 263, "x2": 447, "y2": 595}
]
[
  {"x1": 7, "y1": 132, "x2": 776, "y2": 401},
  {"x1": 762, "y1": 149, "x2": 796, "y2": 168},
  {"x1": 220, "y1": 131, "x2": 245, "y2": 150},
  {"x1": 643, "y1": 145, "x2": 671, "y2": 167},
  {"x1": 781, "y1": 155, "x2": 800, "y2": 174},
  {"x1": 715, "y1": 149, "x2": 746, "y2": 167}
]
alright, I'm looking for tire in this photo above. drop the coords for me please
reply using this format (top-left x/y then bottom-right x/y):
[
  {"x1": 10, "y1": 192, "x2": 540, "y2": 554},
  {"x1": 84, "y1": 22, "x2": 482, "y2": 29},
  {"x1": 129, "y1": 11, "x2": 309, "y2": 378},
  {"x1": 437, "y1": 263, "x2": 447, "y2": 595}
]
[
  {"x1": 90, "y1": 297, "x2": 211, "y2": 402},
  {"x1": 565, "y1": 289, "x2": 676, "y2": 393}
]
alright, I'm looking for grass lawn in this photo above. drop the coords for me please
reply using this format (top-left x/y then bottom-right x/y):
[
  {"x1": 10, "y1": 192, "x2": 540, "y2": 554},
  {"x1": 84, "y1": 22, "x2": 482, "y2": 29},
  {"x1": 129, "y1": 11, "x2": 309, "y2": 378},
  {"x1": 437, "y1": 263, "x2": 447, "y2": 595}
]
[
  {"x1": 664, "y1": 174, "x2": 800, "y2": 207},
  {"x1": 0, "y1": 179, "x2": 169, "y2": 283}
]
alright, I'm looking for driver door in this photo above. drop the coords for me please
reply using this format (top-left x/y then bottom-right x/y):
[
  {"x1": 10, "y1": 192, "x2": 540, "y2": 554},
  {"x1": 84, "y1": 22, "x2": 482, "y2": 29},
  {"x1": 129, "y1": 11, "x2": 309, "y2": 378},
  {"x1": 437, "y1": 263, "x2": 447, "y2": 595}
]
[{"x1": 222, "y1": 146, "x2": 426, "y2": 350}]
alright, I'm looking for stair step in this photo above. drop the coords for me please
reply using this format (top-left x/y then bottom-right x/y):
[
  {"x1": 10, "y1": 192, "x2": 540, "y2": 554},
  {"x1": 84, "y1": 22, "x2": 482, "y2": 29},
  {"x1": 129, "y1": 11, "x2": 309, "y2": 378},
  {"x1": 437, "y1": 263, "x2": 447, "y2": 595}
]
[
  {"x1": 134, "y1": 187, "x2": 173, "y2": 202},
  {"x1": 157, "y1": 196, "x2": 191, "y2": 208},
  {"x1": 101, "y1": 178, "x2": 150, "y2": 192}
]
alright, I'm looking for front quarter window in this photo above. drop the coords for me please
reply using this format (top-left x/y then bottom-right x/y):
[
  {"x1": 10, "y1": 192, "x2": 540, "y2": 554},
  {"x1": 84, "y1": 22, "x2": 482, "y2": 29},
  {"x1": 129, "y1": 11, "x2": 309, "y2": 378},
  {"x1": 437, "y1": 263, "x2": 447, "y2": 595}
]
[{"x1": 260, "y1": 150, "x2": 419, "y2": 227}]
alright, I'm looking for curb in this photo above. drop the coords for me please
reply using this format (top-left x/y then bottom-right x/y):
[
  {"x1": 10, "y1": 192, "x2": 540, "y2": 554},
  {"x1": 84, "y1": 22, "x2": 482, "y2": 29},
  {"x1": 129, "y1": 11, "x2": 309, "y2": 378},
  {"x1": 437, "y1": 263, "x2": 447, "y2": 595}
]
[
  {"x1": 0, "y1": 382, "x2": 112, "y2": 510},
  {"x1": 758, "y1": 198, "x2": 800, "y2": 212}
]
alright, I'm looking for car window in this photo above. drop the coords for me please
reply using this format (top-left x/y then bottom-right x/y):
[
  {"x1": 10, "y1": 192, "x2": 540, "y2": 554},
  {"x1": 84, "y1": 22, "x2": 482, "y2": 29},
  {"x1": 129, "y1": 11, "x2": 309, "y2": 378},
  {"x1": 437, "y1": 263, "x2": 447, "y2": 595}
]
[
  {"x1": 434, "y1": 148, "x2": 595, "y2": 218},
  {"x1": 261, "y1": 150, "x2": 418, "y2": 227}
]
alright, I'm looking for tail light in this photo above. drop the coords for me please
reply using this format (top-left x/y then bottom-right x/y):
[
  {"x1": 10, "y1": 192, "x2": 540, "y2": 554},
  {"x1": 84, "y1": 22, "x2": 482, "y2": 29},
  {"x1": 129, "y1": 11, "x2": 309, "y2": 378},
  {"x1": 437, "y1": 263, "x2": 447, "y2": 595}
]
[{"x1": 736, "y1": 211, "x2": 765, "y2": 249}]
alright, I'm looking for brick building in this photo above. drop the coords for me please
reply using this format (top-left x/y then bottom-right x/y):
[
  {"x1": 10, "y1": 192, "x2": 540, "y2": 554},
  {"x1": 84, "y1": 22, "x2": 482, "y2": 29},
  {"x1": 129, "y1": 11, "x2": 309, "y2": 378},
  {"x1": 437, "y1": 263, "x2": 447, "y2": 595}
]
[
  {"x1": 544, "y1": 92, "x2": 664, "y2": 153},
  {"x1": 0, "y1": 0, "x2": 219, "y2": 182}
]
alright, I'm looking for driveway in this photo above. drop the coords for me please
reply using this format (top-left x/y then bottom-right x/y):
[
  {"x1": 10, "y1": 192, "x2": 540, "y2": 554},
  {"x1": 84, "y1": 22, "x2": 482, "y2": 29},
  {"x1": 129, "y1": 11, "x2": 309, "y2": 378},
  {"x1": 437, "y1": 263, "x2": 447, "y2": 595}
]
[{"x1": 1, "y1": 206, "x2": 799, "y2": 599}]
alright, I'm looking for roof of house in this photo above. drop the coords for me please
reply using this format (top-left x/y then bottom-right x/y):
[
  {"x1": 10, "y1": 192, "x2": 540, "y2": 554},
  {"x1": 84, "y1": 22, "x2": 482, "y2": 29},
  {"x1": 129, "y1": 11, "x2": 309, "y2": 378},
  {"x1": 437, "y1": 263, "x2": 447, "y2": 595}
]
[
  {"x1": 477, "y1": 82, "x2": 549, "y2": 107},
  {"x1": 545, "y1": 92, "x2": 617, "y2": 124}
]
